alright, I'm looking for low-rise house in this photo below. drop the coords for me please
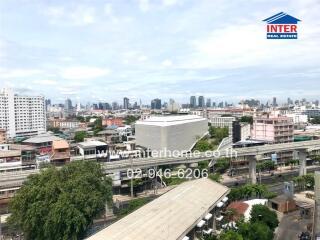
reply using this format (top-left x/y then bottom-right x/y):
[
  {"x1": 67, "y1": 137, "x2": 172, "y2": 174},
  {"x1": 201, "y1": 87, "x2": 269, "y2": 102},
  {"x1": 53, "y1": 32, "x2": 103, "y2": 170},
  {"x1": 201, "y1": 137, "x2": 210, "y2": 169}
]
[
  {"x1": 102, "y1": 117, "x2": 124, "y2": 127},
  {"x1": 50, "y1": 140, "x2": 70, "y2": 165},
  {"x1": 22, "y1": 133, "x2": 62, "y2": 154},
  {"x1": 73, "y1": 140, "x2": 108, "y2": 161}
]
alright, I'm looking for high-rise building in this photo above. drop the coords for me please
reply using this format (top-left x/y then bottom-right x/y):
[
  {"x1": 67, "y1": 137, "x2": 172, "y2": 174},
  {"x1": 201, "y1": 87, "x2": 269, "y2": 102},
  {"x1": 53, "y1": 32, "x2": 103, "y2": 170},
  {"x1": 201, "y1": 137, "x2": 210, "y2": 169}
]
[
  {"x1": 45, "y1": 99, "x2": 51, "y2": 111},
  {"x1": 112, "y1": 102, "x2": 119, "y2": 110},
  {"x1": 64, "y1": 98, "x2": 73, "y2": 117},
  {"x1": 198, "y1": 96, "x2": 205, "y2": 108},
  {"x1": 0, "y1": 88, "x2": 46, "y2": 138},
  {"x1": 206, "y1": 98, "x2": 211, "y2": 108},
  {"x1": 151, "y1": 98, "x2": 162, "y2": 110},
  {"x1": 123, "y1": 97, "x2": 129, "y2": 109},
  {"x1": 190, "y1": 96, "x2": 196, "y2": 108},
  {"x1": 272, "y1": 97, "x2": 277, "y2": 107}
]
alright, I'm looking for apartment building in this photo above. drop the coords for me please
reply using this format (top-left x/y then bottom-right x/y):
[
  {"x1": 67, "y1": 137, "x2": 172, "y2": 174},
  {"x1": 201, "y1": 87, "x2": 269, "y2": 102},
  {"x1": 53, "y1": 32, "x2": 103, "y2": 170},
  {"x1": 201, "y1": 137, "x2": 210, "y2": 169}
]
[
  {"x1": 251, "y1": 115, "x2": 294, "y2": 144},
  {"x1": 0, "y1": 88, "x2": 46, "y2": 139}
]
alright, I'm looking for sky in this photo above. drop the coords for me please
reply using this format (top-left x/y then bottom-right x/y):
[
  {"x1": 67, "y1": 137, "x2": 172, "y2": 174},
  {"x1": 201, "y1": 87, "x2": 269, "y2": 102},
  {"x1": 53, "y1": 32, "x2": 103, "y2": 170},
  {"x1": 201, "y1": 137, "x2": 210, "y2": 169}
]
[{"x1": 0, "y1": 0, "x2": 319, "y2": 105}]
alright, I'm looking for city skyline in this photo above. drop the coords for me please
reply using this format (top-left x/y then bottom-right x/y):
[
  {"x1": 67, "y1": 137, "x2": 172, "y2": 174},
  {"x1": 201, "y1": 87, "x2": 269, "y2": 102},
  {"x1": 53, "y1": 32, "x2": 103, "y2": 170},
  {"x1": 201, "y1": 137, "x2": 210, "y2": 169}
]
[{"x1": 1, "y1": 0, "x2": 320, "y2": 103}]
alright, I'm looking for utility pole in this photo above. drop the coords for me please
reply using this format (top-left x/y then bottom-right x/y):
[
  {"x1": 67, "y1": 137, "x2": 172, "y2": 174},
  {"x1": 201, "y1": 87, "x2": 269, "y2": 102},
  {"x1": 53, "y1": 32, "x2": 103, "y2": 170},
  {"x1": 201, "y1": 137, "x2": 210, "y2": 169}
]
[
  {"x1": 130, "y1": 157, "x2": 133, "y2": 198},
  {"x1": 313, "y1": 171, "x2": 320, "y2": 239},
  {"x1": 0, "y1": 213, "x2": 2, "y2": 240}
]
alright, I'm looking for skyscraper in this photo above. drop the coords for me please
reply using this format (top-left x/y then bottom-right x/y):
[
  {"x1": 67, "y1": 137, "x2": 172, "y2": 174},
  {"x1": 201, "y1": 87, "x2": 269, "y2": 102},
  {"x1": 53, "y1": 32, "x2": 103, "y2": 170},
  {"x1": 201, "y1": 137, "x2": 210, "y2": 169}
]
[
  {"x1": 272, "y1": 97, "x2": 277, "y2": 107},
  {"x1": 190, "y1": 96, "x2": 196, "y2": 108},
  {"x1": 64, "y1": 98, "x2": 73, "y2": 117},
  {"x1": 123, "y1": 97, "x2": 129, "y2": 109},
  {"x1": 112, "y1": 102, "x2": 119, "y2": 110},
  {"x1": 151, "y1": 98, "x2": 162, "y2": 110},
  {"x1": 198, "y1": 96, "x2": 205, "y2": 108},
  {"x1": 206, "y1": 98, "x2": 211, "y2": 108}
]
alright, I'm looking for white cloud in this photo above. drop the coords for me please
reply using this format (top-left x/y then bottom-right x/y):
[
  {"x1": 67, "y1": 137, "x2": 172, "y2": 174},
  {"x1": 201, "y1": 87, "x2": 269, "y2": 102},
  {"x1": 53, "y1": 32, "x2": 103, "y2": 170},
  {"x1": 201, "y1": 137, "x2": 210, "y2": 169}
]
[
  {"x1": 45, "y1": 5, "x2": 95, "y2": 26},
  {"x1": 138, "y1": 0, "x2": 150, "y2": 12},
  {"x1": 0, "y1": 68, "x2": 42, "y2": 78},
  {"x1": 138, "y1": 55, "x2": 148, "y2": 61},
  {"x1": 104, "y1": 4, "x2": 113, "y2": 15},
  {"x1": 161, "y1": 59, "x2": 173, "y2": 67},
  {"x1": 32, "y1": 79, "x2": 58, "y2": 85},
  {"x1": 162, "y1": 0, "x2": 179, "y2": 7},
  {"x1": 60, "y1": 66, "x2": 110, "y2": 79}
]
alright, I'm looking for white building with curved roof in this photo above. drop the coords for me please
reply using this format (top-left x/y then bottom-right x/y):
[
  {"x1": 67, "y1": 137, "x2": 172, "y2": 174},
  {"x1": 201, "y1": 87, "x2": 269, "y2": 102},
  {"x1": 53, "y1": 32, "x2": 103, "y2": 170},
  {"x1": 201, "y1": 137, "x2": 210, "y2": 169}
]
[{"x1": 135, "y1": 115, "x2": 208, "y2": 153}]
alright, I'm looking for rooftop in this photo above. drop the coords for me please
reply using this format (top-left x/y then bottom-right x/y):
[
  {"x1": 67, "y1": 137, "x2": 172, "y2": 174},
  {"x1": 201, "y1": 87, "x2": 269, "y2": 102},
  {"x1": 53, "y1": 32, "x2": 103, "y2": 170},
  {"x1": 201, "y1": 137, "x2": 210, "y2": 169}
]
[
  {"x1": 23, "y1": 133, "x2": 62, "y2": 144},
  {"x1": 0, "y1": 150, "x2": 21, "y2": 158},
  {"x1": 78, "y1": 140, "x2": 107, "y2": 148},
  {"x1": 136, "y1": 115, "x2": 207, "y2": 127},
  {"x1": 52, "y1": 140, "x2": 69, "y2": 149},
  {"x1": 88, "y1": 178, "x2": 229, "y2": 240},
  {"x1": 10, "y1": 144, "x2": 37, "y2": 151}
]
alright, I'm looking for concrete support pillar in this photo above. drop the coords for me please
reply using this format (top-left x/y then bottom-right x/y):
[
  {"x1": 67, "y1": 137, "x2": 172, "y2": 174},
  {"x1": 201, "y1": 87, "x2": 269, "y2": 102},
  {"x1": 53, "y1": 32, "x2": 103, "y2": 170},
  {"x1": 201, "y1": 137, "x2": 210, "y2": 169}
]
[
  {"x1": 212, "y1": 210, "x2": 217, "y2": 232},
  {"x1": 298, "y1": 150, "x2": 307, "y2": 176},
  {"x1": 248, "y1": 156, "x2": 257, "y2": 184}
]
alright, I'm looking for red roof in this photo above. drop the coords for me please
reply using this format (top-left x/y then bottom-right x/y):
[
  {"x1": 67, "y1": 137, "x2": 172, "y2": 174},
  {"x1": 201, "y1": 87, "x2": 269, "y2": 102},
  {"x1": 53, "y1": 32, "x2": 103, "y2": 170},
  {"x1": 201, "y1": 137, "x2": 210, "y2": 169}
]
[{"x1": 227, "y1": 201, "x2": 249, "y2": 220}]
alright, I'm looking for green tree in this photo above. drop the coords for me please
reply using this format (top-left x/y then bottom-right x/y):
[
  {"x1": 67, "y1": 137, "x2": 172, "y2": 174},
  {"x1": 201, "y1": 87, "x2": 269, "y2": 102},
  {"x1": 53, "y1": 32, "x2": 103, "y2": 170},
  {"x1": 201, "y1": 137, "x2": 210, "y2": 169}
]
[
  {"x1": 219, "y1": 230, "x2": 243, "y2": 240},
  {"x1": 209, "y1": 127, "x2": 229, "y2": 142},
  {"x1": 310, "y1": 116, "x2": 320, "y2": 124},
  {"x1": 47, "y1": 127, "x2": 63, "y2": 134},
  {"x1": 238, "y1": 222, "x2": 273, "y2": 240},
  {"x1": 239, "y1": 116, "x2": 253, "y2": 125},
  {"x1": 214, "y1": 158, "x2": 230, "y2": 174},
  {"x1": 208, "y1": 173, "x2": 222, "y2": 183},
  {"x1": 76, "y1": 116, "x2": 85, "y2": 122},
  {"x1": 198, "y1": 160, "x2": 209, "y2": 170},
  {"x1": 116, "y1": 198, "x2": 149, "y2": 217},
  {"x1": 194, "y1": 139, "x2": 213, "y2": 152},
  {"x1": 250, "y1": 205, "x2": 279, "y2": 231},
  {"x1": 293, "y1": 174, "x2": 315, "y2": 190},
  {"x1": 8, "y1": 161, "x2": 113, "y2": 240},
  {"x1": 74, "y1": 131, "x2": 87, "y2": 142},
  {"x1": 124, "y1": 115, "x2": 139, "y2": 125}
]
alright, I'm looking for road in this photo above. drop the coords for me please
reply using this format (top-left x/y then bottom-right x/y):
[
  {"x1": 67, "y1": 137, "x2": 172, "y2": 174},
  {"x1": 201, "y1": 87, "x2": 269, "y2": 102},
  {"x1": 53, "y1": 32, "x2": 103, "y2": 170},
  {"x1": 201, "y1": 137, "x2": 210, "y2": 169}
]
[
  {"x1": 274, "y1": 210, "x2": 312, "y2": 240},
  {"x1": 222, "y1": 165, "x2": 320, "y2": 188}
]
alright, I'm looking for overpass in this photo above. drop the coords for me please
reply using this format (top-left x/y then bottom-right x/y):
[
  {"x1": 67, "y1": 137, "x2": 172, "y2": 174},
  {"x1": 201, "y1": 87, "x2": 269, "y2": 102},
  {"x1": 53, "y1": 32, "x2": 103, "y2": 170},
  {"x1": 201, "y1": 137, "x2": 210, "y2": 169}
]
[
  {"x1": 103, "y1": 140, "x2": 320, "y2": 180},
  {"x1": 1, "y1": 140, "x2": 320, "y2": 188}
]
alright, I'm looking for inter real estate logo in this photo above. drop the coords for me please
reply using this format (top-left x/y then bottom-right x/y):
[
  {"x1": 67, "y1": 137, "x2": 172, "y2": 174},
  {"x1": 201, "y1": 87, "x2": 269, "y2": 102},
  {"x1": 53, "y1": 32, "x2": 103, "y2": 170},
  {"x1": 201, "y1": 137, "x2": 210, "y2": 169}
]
[{"x1": 263, "y1": 12, "x2": 301, "y2": 39}]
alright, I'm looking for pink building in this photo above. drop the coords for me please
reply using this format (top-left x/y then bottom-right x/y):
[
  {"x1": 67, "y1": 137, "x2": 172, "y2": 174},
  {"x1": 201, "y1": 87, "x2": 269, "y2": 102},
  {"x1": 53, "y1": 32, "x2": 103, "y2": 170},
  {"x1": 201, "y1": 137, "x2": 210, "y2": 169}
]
[{"x1": 251, "y1": 115, "x2": 293, "y2": 144}]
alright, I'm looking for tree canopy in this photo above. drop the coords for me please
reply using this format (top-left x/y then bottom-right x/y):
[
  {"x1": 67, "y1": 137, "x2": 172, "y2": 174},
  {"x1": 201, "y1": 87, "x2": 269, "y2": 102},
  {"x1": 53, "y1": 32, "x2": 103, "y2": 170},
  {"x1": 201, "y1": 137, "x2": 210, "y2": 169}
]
[
  {"x1": 8, "y1": 161, "x2": 113, "y2": 240},
  {"x1": 74, "y1": 131, "x2": 87, "y2": 142},
  {"x1": 250, "y1": 204, "x2": 279, "y2": 231},
  {"x1": 209, "y1": 126, "x2": 229, "y2": 142},
  {"x1": 238, "y1": 222, "x2": 274, "y2": 240},
  {"x1": 239, "y1": 116, "x2": 253, "y2": 125},
  {"x1": 220, "y1": 230, "x2": 243, "y2": 240}
]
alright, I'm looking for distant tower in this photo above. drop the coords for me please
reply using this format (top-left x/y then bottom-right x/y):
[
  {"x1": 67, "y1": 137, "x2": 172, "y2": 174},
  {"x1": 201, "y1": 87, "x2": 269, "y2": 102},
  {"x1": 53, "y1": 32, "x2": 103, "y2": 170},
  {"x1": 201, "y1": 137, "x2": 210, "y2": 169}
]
[
  {"x1": 272, "y1": 97, "x2": 277, "y2": 107},
  {"x1": 190, "y1": 96, "x2": 196, "y2": 108},
  {"x1": 206, "y1": 98, "x2": 211, "y2": 108},
  {"x1": 64, "y1": 98, "x2": 73, "y2": 118},
  {"x1": 198, "y1": 96, "x2": 205, "y2": 108},
  {"x1": 123, "y1": 97, "x2": 129, "y2": 109}
]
